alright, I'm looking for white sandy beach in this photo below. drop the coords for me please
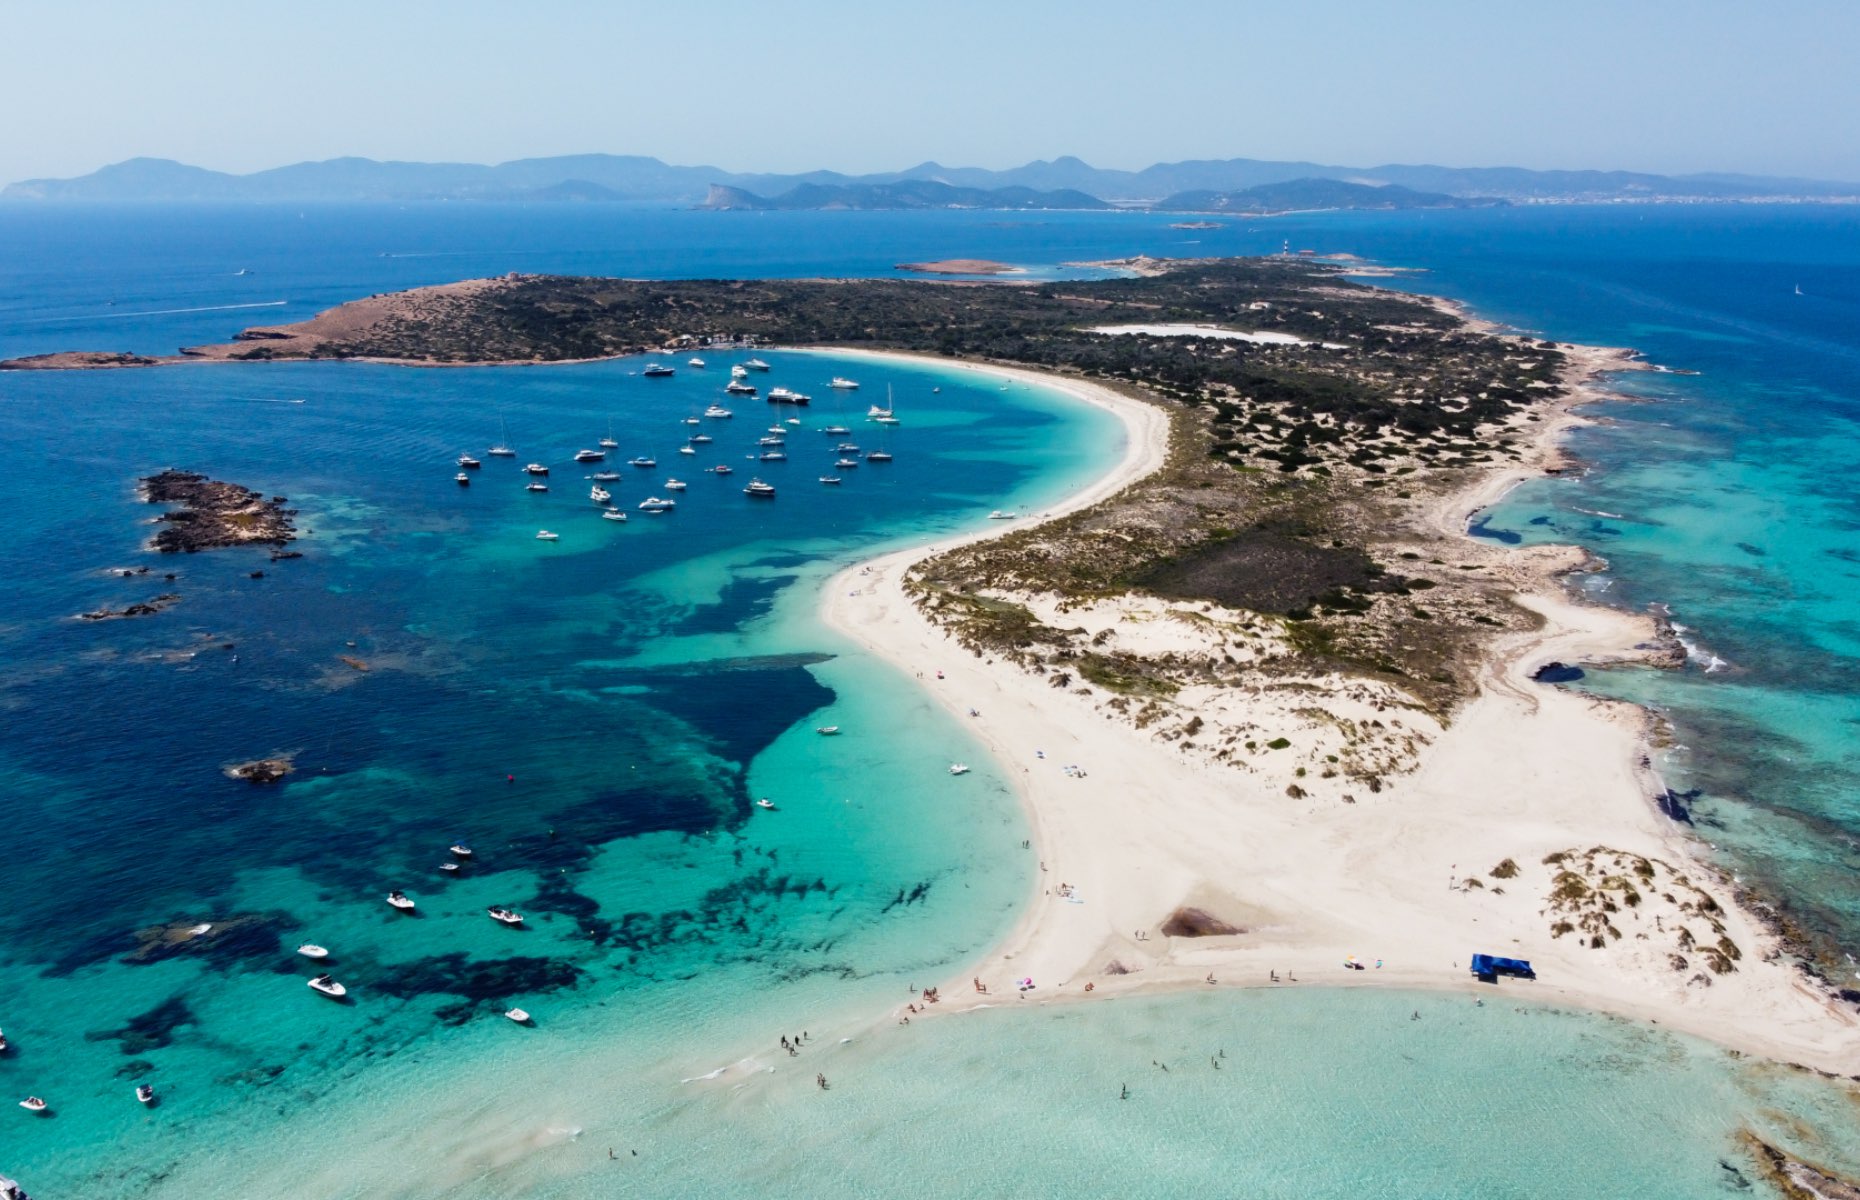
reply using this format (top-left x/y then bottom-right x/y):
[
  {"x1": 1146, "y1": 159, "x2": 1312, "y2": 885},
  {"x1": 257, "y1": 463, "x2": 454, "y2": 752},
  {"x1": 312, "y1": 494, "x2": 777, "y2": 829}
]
[{"x1": 819, "y1": 350, "x2": 1860, "y2": 1074}]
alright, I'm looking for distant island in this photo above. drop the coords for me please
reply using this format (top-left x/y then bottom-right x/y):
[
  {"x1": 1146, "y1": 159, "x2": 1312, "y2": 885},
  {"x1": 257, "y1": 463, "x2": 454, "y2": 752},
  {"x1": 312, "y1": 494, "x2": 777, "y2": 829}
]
[
  {"x1": 894, "y1": 259, "x2": 1026, "y2": 275},
  {"x1": 1155, "y1": 178, "x2": 1508, "y2": 214},
  {"x1": 7, "y1": 152, "x2": 1856, "y2": 207}
]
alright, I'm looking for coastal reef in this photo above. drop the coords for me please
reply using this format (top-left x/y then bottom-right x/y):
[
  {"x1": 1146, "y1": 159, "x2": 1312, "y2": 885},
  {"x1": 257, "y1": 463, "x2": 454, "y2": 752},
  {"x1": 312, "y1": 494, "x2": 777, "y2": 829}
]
[{"x1": 140, "y1": 469, "x2": 296, "y2": 553}]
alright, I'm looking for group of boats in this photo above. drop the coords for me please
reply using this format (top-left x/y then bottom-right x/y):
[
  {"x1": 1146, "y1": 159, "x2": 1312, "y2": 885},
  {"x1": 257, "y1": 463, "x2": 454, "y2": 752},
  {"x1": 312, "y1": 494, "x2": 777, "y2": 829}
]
[{"x1": 455, "y1": 375, "x2": 903, "y2": 539}]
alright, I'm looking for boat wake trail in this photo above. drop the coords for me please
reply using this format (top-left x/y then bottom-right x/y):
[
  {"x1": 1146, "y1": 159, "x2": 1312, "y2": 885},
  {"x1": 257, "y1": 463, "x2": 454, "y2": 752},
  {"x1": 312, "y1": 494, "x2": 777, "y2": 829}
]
[{"x1": 26, "y1": 300, "x2": 289, "y2": 323}]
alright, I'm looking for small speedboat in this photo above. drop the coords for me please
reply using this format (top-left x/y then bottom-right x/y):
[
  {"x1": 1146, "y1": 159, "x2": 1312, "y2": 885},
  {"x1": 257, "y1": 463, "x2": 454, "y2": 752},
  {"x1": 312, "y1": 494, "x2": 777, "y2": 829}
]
[
  {"x1": 708, "y1": 403, "x2": 738, "y2": 416},
  {"x1": 731, "y1": 364, "x2": 749, "y2": 379},
  {"x1": 308, "y1": 974, "x2": 347, "y2": 998},
  {"x1": 679, "y1": 446, "x2": 696, "y2": 455},
  {"x1": 829, "y1": 377, "x2": 859, "y2": 390},
  {"x1": 487, "y1": 907, "x2": 525, "y2": 927},
  {"x1": 535, "y1": 530, "x2": 560, "y2": 541},
  {"x1": 505, "y1": 1008, "x2": 531, "y2": 1024},
  {"x1": 525, "y1": 463, "x2": 549, "y2": 475},
  {"x1": 787, "y1": 417, "x2": 801, "y2": 425},
  {"x1": 758, "y1": 435, "x2": 785, "y2": 446},
  {"x1": 988, "y1": 510, "x2": 1018, "y2": 520},
  {"x1": 683, "y1": 416, "x2": 702, "y2": 426},
  {"x1": 819, "y1": 476, "x2": 842, "y2": 485},
  {"x1": 688, "y1": 357, "x2": 706, "y2": 368},
  {"x1": 136, "y1": 1085, "x2": 156, "y2": 1106},
  {"x1": 574, "y1": 449, "x2": 606, "y2": 463},
  {"x1": 744, "y1": 479, "x2": 776, "y2": 498},
  {"x1": 949, "y1": 763, "x2": 971, "y2": 776},
  {"x1": 816, "y1": 726, "x2": 840, "y2": 735},
  {"x1": 866, "y1": 450, "x2": 893, "y2": 463},
  {"x1": 759, "y1": 450, "x2": 787, "y2": 461},
  {"x1": 19, "y1": 1097, "x2": 47, "y2": 1113},
  {"x1": 297, "y1": 943, "x2": 330, "y2": 960},
  {"x1": 386, "y1": 890, "x2": 416, "y2": 910},
  {"x1": 711, "y1": 464, "x2": 734, "y2": 475},
  {"x1": 836, "y1": 443, "x2": 860, "y2": 452},
  {"x1": 458, "y1": 454, "x2": 482, "y2": 469},
  {"x1": 450, "y1": 843, "x2": 473, "y2": 859},
  {"x1": 456, "y1": 473, "x2": 471, "y2": 485},
  {"x1": 824, "y1": 425, "x2": 851, "y2": 436},
  {"x1": 835, "y1": 458, "x2": 860, "y2": 469},
  {"x1": 602, "y1": 510, "x2": 628, "y2": 522},
  {"x1": 628, "y1": 456, "x2": 657, "y2": 468},
  {"x1": 589, "y1": 485, "x2": 611, "y2": 503},
  {"x1": 745, "y1": 358, "x2": 771, "y2": 371},
  {"x1": 768, "y1": 425, "x2": 787, "y2": 434},
  {"x1": 691, "y1": 434, "x2": 713, "y2": 444},
  {"x1": 664, "y1": 479, "x2": 687, "y2": 491},
  {"x1": 0, "y1": 1028, "x2": 8, "y2": 1051},
  {"x1": 638, "y1": 497, "x2": 676, "y2": 513},
  {"x1": 643, "y1": 364, "x2": 675, "y2": 377},
  {"x1": 440, "y1": 862, "x2": 461, "y2": 873},
  {"x1": 725, "y1": 380, "x2": 757, "y2": 395},
  {"x1": 756, "y1": 798, "x2": 777, "y2": 810},
  {"x1": 526, "y1": 482, "x2": 549, "y2": 492},
  {"x1": 591, "y1": 469, "x2": 621, "y2": 481}
]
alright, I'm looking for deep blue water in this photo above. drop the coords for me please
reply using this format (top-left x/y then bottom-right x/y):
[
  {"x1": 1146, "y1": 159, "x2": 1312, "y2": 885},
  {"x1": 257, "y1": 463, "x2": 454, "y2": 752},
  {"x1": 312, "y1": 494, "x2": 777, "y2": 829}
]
[{"x1": 2, "y1": 200, "x2": 1858, "y2": 1196}]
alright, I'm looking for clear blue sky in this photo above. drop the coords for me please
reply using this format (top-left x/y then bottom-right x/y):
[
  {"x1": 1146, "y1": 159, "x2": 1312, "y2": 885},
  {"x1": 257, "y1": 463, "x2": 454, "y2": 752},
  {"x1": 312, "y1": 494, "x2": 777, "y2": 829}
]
[{"x1": 5, "y1": 0, "x2": 1858, "y2": 184}]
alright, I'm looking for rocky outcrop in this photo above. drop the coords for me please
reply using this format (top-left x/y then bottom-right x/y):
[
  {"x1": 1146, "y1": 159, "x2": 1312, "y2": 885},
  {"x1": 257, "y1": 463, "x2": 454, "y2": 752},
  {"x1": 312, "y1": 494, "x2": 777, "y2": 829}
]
[
  {"x1": 140, "y1": 470, "x2": 296, "y2": 553},
  {"x1": 77, "y1": 593, "x2": 179, "y2": 621}
]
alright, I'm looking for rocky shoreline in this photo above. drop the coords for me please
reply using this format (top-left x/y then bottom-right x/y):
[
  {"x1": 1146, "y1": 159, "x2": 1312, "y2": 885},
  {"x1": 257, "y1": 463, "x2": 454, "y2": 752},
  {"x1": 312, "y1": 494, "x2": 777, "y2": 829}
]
[{"x1": 140, "y1": 470, "x2": 297, "y2": 553}]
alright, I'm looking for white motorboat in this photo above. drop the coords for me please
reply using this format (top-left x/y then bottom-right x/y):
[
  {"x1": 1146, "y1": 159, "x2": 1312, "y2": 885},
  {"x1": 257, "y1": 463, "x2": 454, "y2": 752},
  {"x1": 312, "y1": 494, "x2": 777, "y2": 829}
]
[
  {"x1": 136, "y1": 1084, "x2": 156, "y2": 1106},
  {"x1": 819, "y1": 476, "x2": 842, "y2": 485},
  {"x1": 308, "y1": 974, "x2": 347, "y2": 998},
  {"x1": 988, "y1": 510, "x2": 1018, "y2": 520},
  {"x1": 526, "y1": 482, "x2": 549, "y2": 492},
  {"x1": 525, "y1": 463, "x2": 549, "y2": 475},
  {"x1": 297, "y1": 943, "x2": 330, "y2": 959},
  {"x1": 664, "y1": 479, "x2": 687, "y2": 491},
  {"x1": 450, "y1": 843, "x2": 473, "y2": 859},
  {"x1": 949, "y1": 763, "x2": 971, "y2": 775},
  {"x1": 865, "y1": 450, "x2": 893, "y2": 462},
  {"x1": 691, "y1": 434, "x2": 713, "y2": 444},
  {"x1": 602, "y1": 509, "x2": 628, "y2": 522},
  {"x1": 744, "y1": 478, "x2": 776, "y2": 498},
  {"x1": 829, "y1": 377, "x2": 860, "y2": 390},
  {"x1": 387, "y1": 890, "x2": 416, "y2": 910},
  {"x1": 683, "y1": 416, "x2": 702, "y2": 425},
  {"x1": 711, "y1": 464, "x2": 734, "y2": 475},
  {"x1": 731, "y1": 364, "x2": 749, "y2": 379},
  {"x1": 816, "y1": 726, "x2": 840, "y2": 735},
  {"x1": 536, "y1": 530, "x2": 560, "y2": 541},
  {"x1": 628, "y1": 455, "x2": 657, "y2": 468},
  {"x1": 758, "y1": 435, "x2": 785, "y2": 446},
  {"x1": 725, "y1": 380, "x2": 757, "y2": 395},
  {"x1": 457, "y1": 454, "x2": 482, "y2": 469},
  {"x1": 786, "y1": 417, "x2": 801, "y2": 425},
  {"x1": 638, "y1": 497, "x2": 676, "y2": 512},
  {"x1": 756, "y1": 798, "x2": 777, "y2": 810},
  {"x1": 835, "y1": 458, "x2": 859, "y2": 469},
  {"x1": 590, "y1": 485, "x2": 611, "y2": 503},
  {"x1": 591, "y1": 469, "x2": 621, "y2": 481},
  {"x1": 505, "y1": 1008, "x2": 531, "y2": 1023},
  {"x1": 768, "y1": 387, "x2": 811, "y2": 406},
  {"x1": 688, "y1": 357, "x2": 706, "y2": 367},
  {"x1": 456, "y1": 473, "x2": 471, "y2": 485},
  {"x1": 745, "y1": 358, "x2": 771, "y2": 371},
  {"x1": 20, "y1": 1096, "x2": 48, "y2": 1113},
  {"x1": 0, "y1": 1027, "x2": 8, "y2": 1051},
  {"x1": 768, "y1": 425, "x2": 787, "y2": 433},
  {"x1": 487, "y1": 907, "x2": 525, "y2": 927},
  {"x1": 574, "y1": 449, "x2": 606, "y2": 463},
  {"x1": 643, "y1": 364, "x2": 675, "y2": 377},
  {"x1": 440, "y1": 862, "x2": 461, "y2": 872},
  {"x1": 759, "y1": 450, "x2": 787, "y2": 461},
  {"x1": 836, "y1": 442, "x2": 860, "y2": 452},
  {"x1": 708, "y1": 403, "x2": 738, "y2": 418},
  {"x1": 679, "y1": 446, "x2": 696, "y2": 455},
  {"x1": 824, "y1": 425, "x2": 851, "y2": 435}
]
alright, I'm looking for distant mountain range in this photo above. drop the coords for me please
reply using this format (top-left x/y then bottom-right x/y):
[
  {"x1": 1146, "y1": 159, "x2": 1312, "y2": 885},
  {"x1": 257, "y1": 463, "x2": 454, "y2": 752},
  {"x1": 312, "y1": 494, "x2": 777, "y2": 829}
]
[{"x1": 6, "y1": 153, "x2": 1857, "y2": 207}]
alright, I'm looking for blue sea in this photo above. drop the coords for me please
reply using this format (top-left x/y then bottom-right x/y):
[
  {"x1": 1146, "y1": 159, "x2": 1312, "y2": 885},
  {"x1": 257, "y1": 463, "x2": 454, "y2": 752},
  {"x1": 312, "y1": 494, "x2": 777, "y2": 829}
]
[{"x1": 1, "y1": 201, "x2": 1857, "y2": 1197}]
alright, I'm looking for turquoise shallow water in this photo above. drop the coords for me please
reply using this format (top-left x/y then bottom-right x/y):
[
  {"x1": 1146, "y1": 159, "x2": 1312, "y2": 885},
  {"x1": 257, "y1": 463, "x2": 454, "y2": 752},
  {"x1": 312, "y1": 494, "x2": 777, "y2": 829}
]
[{"x1": 5, "y1": 203, "x2": 1860, "y2": 1196}]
